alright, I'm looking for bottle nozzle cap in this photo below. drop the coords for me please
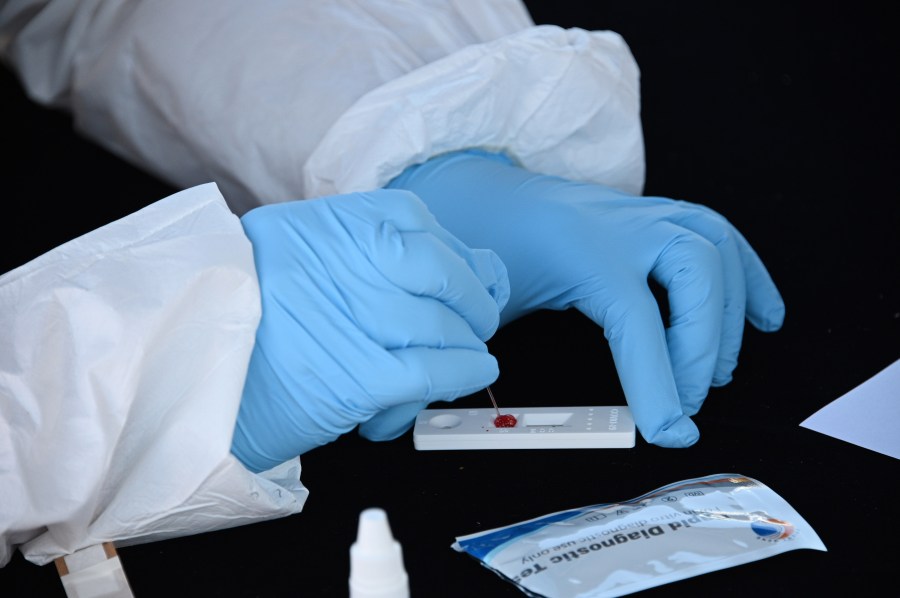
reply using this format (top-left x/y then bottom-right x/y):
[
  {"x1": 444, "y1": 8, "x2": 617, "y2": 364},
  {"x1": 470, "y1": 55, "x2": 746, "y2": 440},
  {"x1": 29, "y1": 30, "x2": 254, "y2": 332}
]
[{"x1": 349, "y1": 508, "x2": 409, "y2": 598}]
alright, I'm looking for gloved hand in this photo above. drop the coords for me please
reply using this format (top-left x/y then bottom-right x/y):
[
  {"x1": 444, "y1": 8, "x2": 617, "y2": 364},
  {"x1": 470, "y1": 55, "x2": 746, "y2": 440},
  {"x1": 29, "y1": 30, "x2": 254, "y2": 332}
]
[
  {"x1": 387, "y1": 149, "x2": 785, "y2": 448},
  {"x1": 231, "y1": 189, "x2": 509, "y2": 473}
]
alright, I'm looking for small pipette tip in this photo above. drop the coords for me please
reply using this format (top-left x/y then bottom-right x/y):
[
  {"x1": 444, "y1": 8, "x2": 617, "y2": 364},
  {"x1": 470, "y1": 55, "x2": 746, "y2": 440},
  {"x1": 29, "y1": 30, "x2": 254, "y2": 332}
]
[
  {"x1": 487, "y1": 385, "x2": 501, "y2": 418},
  {"x1": 349, "y1": 508, "x2": 409, "y2": 598}
]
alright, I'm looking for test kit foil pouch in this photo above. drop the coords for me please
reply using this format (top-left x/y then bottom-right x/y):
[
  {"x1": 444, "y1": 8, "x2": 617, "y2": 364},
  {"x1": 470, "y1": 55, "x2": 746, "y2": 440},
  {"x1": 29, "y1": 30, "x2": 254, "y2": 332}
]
[{"x1": 453, "y1": 473, "x2": 826, "y2": 597}]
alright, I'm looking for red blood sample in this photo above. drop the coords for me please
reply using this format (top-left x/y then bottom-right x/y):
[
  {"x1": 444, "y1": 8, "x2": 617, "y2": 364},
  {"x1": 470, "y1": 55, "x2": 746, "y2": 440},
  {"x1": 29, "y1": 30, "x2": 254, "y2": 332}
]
[{"x1": 494, "y1": 414, "x2": 517, "y2": 428}]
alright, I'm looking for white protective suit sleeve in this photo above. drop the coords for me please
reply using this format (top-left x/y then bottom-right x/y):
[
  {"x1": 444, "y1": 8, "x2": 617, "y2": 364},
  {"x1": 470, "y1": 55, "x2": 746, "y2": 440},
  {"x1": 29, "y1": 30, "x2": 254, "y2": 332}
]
[
  {"x1": 0, "y1": 0, "x2": 645, "y2": 567},
  {"x1": 0, "y1": 0, "x2": 643, "y2": 215},
  {"x1": 0, "y1": 183, "x2": 309, "y2": 567}
]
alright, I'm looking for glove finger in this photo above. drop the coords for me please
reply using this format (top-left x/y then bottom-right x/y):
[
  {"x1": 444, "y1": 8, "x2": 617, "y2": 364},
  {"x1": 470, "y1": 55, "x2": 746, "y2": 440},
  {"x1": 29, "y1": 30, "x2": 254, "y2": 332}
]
[
  {"x1": 732, "y1": 227, "x2": 785, "y2": 331},
  {"x1": 650, "y1": 227, "x2": 725, "y2": 415},
  {"x1": 682, "y1": 202, "x2": 785, "y2": 332},
  {"x1": 372, "y1": 220, "x2": 507, "y2": 341},
  {"x1": 358, "y1": 402, "x2": 424, "y2": 441},
  {"x1": 359, "y1": 345, "x2": 500, "y2": 440},
  {"x1": 662, "y1": 206, "x2": 747, "y2": 387},
  {"x1": 337, "y1": 189, "x2": 511, "y2": 318},
  {"x1": 348, "y1": 285, "x2": 495, "y2": 353},
  {"x1": 577, "y1": 284, "x2": 699, "y2": 448}
]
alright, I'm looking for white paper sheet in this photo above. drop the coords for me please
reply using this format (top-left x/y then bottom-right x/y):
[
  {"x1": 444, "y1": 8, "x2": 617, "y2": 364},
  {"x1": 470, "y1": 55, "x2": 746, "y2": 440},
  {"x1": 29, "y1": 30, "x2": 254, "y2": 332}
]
[{"x1": 800, "y1": 358, "x2": 900, "y2": 460}]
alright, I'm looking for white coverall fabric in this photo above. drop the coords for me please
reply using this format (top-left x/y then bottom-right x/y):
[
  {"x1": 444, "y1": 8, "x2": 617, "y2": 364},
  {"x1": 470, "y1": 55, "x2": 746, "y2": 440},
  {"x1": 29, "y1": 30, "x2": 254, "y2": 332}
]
[
  {"x1": 0, "y1": 0, "x2": 645, "y2": 566},
  {"x1": 0, "y1": 183, "x2": 309, "y2": 567},
  {"x1": 0, "y1": 0, "x2": 643, "y2": 215}
]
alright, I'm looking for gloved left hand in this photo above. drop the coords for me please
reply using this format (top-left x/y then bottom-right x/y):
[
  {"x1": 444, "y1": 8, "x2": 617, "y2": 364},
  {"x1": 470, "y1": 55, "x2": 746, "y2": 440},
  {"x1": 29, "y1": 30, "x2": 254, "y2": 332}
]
[
  {"x1": 231, "y1": 189, "x2": 509, "y2": 473},
  {"x1": 388, "y1": 150, "x2": 785, "y2": 449}
]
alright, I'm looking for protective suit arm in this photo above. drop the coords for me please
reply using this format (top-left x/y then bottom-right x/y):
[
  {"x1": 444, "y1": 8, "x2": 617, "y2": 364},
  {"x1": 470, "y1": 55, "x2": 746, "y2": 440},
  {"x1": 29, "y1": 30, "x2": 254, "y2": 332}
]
[
  {"x1": 0, "y1": 184, "x2": 307, "y2": 567},
  {"x1": 0, "y1": 0, "x2": 538, "y2": 214},
  {"x1": 0, "y1": 181, "x2": 509, "y2": 564}
]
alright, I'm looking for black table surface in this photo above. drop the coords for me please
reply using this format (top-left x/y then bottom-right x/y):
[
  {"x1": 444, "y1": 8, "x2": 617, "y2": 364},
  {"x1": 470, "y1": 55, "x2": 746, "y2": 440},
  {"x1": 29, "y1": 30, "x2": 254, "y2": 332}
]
[{"x1": 2, "y1": 3, "x2": 898, "y2": 596}]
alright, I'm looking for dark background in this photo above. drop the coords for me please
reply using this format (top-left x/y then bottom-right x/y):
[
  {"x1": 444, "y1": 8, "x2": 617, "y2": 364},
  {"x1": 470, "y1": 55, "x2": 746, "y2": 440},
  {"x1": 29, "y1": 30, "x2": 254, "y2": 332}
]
[{"x1": 2, "y1": 2, "x2": 898, "y2": 596}]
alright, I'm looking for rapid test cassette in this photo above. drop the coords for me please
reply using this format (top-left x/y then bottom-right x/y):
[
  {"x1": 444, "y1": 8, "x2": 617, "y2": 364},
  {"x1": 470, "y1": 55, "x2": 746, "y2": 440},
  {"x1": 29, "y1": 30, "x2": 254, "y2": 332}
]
[{"x1": 413, "y1": 406, "x2": 635, "y2": 450}]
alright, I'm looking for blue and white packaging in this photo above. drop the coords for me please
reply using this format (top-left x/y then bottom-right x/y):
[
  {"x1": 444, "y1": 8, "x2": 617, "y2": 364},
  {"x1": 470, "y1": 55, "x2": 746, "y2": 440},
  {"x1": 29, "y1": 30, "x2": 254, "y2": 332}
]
[{"x1": 453, "y1": 473, "x2": 826, "y2": 597}]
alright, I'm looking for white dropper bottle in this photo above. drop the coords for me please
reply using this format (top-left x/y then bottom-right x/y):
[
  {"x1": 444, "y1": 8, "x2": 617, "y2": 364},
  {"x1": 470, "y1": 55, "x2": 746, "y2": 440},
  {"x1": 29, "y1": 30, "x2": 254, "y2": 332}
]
[{"x1": 349, "y1": 507, "x2": 410, "y2": 598}]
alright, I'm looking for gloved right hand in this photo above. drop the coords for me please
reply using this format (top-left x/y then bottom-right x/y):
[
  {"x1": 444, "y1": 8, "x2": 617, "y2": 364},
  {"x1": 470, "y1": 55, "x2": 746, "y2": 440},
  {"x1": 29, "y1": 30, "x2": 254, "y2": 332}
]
[
  {"x1": 388, "y1": 150, "x2": 785, "y2": 450},
  {"x1": 231, "y1": 190, "x2": 509, "y2": 473}
]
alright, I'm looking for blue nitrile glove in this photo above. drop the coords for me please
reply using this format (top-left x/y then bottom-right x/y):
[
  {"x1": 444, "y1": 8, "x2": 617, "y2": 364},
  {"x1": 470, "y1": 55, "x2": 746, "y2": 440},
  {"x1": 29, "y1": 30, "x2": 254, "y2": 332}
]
[
  {"x1": 387, "y1": 149, "x2": 785, "y2": 448},
  {"x1": 231, "y1": 189, "x2": 509, "y2": 473}
]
